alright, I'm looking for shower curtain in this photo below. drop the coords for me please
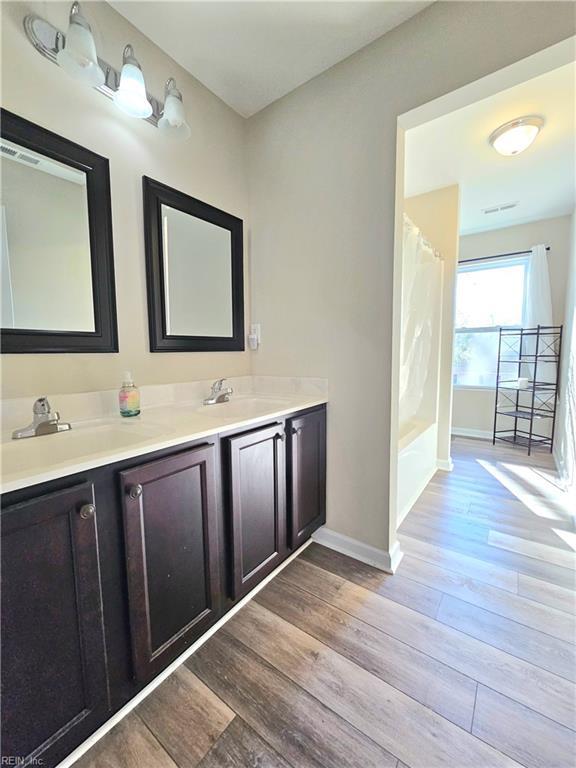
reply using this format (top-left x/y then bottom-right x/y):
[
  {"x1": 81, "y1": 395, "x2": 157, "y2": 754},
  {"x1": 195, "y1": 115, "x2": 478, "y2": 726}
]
[{"x1": 399, "y1": 214, "x2": 444, "y2": 431}]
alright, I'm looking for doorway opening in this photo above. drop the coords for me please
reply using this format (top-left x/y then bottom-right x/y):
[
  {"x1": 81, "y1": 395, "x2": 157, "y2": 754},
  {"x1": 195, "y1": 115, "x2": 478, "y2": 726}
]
[{"x1": 389, "y1": 38, "x2": 575, "y2": 562}]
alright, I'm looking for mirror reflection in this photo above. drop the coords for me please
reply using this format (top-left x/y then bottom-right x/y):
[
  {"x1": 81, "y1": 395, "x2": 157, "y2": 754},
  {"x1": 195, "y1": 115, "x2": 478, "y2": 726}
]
[
  {"x1": 161, "y1": 204, "x2": 233, "y2": 337},
  {"x1": 0, "y1": 139, "x2": 95, "y2": 332}
]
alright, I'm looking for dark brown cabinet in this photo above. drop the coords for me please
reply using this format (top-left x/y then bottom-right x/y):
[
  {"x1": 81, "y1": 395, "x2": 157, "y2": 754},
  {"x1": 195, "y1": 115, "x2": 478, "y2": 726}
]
[
  {"x1": 287, "y1": 408, "x2": 327, "y2": 548},
  {"x1": 226, "y1": 423, "x2": 287, "y2": 599},
  {"x1": 1, "y1": 404, "x2": 326, "y2": 767},
  {"x1": 120, "y1": 444, "x2": 220, "y2": 681},
  {"x1": 0, "y1": 483, "x2": 109, "y2": 767}
]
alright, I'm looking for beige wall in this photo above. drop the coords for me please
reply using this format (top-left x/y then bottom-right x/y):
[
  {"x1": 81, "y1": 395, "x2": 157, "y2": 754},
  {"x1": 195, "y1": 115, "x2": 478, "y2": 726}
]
[
  {"x1": 0, "y1": 1, "x2": 250, "y2": 397},
  {"x1": 247, "y1": 2, "x2": 574, "y2": 552},
  {"x1": 404, "y1": 185, "x2": 460, "y2": 463},
  {"x1": 453, "y1": 214, "x2": 573, "y2": 434},
  {"x1": 554, "y1": 211, "x2": 576, "y2": 491}
]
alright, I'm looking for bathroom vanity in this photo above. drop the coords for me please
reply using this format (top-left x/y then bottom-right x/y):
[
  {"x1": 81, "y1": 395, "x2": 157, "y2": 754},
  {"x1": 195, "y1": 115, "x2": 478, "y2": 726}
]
[{"x1": 0, "y1": 394, "x2": 327, "y2": 767}]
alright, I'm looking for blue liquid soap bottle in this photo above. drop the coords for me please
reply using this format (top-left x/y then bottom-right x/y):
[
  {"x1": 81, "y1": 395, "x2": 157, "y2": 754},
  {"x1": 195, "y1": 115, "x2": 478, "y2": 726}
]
[{"x1": 119, "y1": 371, "x2": 141, "y2": 417}]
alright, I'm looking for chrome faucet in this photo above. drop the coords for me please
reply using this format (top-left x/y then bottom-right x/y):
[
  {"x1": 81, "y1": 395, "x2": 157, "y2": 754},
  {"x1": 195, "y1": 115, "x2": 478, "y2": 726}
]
[
  {"x1": 12, "y1": 397, "x2": 72, "y2": 440},
  {"x1": 203, "y1": 379, "x2": 233, "y2": 405}
]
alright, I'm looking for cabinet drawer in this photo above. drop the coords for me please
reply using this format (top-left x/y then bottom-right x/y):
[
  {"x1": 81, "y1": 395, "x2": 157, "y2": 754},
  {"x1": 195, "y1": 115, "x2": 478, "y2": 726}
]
[
  {"x1": 120, "y1": 444, "x2": 220, "y2": 681},
  {"x1": 1, "y1": 482, "x2": 108, "y2": 766}
]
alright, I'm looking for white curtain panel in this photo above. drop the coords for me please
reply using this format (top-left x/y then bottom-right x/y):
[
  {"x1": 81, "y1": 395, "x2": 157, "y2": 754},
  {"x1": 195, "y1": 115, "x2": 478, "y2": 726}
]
[
  {"x1": 524, "y1": 244, "x2": 554, "y2": 384},
  {"x1": 524, "y1": 244, "x2": 553, "y2": 327}
]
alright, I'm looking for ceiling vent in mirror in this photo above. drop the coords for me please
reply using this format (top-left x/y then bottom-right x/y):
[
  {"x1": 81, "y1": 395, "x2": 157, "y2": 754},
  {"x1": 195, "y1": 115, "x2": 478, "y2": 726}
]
[
  {"x1": 482, "y1": 201, "x2": 519, "y2": 215},
  {"x1": 0, "y1": 142, "x2": 40, "y2": 165}
]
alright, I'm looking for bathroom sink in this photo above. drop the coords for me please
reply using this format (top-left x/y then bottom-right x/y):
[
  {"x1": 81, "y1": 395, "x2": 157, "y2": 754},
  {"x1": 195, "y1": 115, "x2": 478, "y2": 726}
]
[
  {"x1": 198, "y1": 396, "x2": 294, "y2": 420},
  {"x1": 1, "y1": 422, "x2": 164, "y2": 477}
]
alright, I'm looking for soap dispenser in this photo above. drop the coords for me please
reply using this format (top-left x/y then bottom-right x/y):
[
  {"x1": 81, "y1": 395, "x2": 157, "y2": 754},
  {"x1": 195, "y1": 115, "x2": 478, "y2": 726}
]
[{"x1": 119, "y1": 371, "x2": 141, "y2": 417}]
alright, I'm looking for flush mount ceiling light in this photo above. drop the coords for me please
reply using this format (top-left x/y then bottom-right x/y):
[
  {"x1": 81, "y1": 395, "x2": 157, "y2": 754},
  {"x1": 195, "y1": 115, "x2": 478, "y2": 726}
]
[
  {"x1": 23, "y1": 3, "x2": 190, "y2": 139},
  {"x1": 114, "y1": 45, "x2": 153, "y2": 119},
  {"x1": 489, "y1": 116, "x2": 545, "y2": 156},
  {"x1": 56, "y1": 2, "x2": 105, "y2": 87},
  {"x1": 158, "y1": 79, "x2": 191, "y2": 140}
]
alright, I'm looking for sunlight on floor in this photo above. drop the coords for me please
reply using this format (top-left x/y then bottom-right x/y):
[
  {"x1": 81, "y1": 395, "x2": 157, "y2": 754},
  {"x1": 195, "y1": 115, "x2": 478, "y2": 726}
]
[
  {"x1": 552, "y1": 528, "x2": 576, "y2": 553},
  {"x1": 476, "y1": 458, "x2": 574, "y2": 522}
]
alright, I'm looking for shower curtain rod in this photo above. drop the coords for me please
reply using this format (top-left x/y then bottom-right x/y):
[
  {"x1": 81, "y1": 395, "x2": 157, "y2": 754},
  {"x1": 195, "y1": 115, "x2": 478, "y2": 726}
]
[{"x1": 459, "y1": 246, "x2": 550, "y2": 264}]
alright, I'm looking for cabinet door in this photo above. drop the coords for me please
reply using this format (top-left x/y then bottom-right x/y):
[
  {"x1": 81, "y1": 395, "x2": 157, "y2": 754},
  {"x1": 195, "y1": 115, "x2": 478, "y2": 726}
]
[
  {"x1": 1, "y1": 483, "x2": 108, "y2": 767},
  {"x1": 287, "y1": 408, "x2": 327, "y2": 548},
  {"x1": 227, "y1": 423, "x2": 287, "y2": 599},
  {"x1": 120, "y1": 445, "x2": 220, "y2": 681}
]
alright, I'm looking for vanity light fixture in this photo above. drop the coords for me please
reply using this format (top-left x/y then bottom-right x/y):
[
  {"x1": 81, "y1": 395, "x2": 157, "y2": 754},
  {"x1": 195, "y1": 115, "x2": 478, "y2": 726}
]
[
  {"x1": 23, "y1": 4, "x2": 190, "y2": 139},
  {"x1": 158, "y1": 79, "x2": 191, "y2": 140},
  {"x1": 114, "y1": 45, "x2": 153, "y2": 119},
  {"x1": 56, "y1": 2, "x2": 105, "y2": 87},
  {"x1": 489, "y1": 115, "x2": 544, "y2": 156}
]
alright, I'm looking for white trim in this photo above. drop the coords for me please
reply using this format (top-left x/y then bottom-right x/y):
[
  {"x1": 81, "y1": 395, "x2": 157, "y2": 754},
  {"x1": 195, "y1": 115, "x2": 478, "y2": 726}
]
[
  {"x1": 311, "y1": 526, "x2": 402, "y2": 573},
  {"x1": 398, "y1": 37, "x2": 575, "y2": 130},
  {"x1": 396, "y1": 465, "x2": 437, "y2": 527},
  {"x1": 58, "y1": 539, "x2": 313, "y2": 768},
  {"x1": 452, "y1": 427, "x2": 492, "y2": 440},
  {"x1": 437, "y1": 458, "x2": 454, "y2": 472}
]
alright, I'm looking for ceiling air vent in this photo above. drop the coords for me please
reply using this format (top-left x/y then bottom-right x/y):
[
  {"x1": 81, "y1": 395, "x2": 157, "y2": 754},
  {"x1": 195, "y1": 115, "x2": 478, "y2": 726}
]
[
  {"x1": 0, "y1": 141, "x2": 84, "y2": 184},
  {"x1": 17, "y1": 153, "x2": 40, "y2": 166},
  {"x1": 0, "y1": 142, "x2": 40, "y2": 165},
  {"x1": 0, "y1": 144, "x2": 18, "y2": 157},
  {"x1": 482, "y1": 201, "x2": 519, "y2": 215}
]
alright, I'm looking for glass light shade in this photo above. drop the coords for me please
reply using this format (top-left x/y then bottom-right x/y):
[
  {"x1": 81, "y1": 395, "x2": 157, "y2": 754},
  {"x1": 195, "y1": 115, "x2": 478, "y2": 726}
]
[
  {"x1": 489, "y1": 116, "x2": 544, "y2": 156},
  {"x1": 114, "y1": 61, "x2": 153, "y2": 119},
  {"x1": 158, "y1": 92, "x2": 191, "y2": 140},
  {"x1": 56, "y1": 16, "x2": 105, "y2": 87}
]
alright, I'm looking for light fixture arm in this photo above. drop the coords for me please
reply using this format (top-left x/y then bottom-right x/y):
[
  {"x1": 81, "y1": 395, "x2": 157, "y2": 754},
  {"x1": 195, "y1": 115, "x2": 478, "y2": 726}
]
[
  {"x1": 23, "y1": 12, "x2": 164, "y2": 126},
  {"x1": 68, "y1": 2, "x2": 90, "y2": 31},
  {"x1": 164, "y1": 77, "x2": 183, "y2": 102}
]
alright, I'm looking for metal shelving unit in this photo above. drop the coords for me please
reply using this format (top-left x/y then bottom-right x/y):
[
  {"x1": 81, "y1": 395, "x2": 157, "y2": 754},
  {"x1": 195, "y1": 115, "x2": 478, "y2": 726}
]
[{"x1": 492, "y1": 325, "x2": 563, "y2": 455}]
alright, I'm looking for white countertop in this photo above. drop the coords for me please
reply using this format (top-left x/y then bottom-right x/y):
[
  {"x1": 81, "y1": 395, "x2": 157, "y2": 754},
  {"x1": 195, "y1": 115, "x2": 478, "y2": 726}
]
[{"x1": 0, "y1": 393, "x2": 327, "y2": 495}]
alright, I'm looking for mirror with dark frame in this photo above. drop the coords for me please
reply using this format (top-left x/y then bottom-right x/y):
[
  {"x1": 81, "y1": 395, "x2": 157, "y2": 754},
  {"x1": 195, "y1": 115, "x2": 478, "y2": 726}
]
[
  {"x1": 0, "y1": 110, "x2": 118, "y2": 354},
  {"x1": 143, "y1": 176, "x2": 244, "y2": 352}
]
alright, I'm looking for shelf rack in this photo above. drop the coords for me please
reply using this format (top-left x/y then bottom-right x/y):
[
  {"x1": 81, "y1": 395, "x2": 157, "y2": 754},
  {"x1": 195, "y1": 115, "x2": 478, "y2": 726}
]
[{"x1": 492, "y1": 325, "x2": 563, "y2": 455}]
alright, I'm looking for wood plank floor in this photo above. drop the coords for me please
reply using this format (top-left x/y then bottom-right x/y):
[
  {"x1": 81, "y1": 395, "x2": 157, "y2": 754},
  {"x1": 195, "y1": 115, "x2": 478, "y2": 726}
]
[{"x1": 76, "y1": 437, "x2": 575, "y2": 768}]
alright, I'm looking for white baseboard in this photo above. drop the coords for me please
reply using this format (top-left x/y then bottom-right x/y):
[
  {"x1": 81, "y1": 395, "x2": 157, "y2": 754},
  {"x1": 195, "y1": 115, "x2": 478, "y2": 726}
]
[
  {"x1": 452, "y1": 427, "x2": 492, "y2": 440},
  {"x1": 311, "y1": 527, "x2": 403, "y2": 573},
  {"x1": 58, "y1": 538, "x2": 313, "y2": 768},
  {"x1": 437, "y1": 457, "x2": 454, "y2": 472}
]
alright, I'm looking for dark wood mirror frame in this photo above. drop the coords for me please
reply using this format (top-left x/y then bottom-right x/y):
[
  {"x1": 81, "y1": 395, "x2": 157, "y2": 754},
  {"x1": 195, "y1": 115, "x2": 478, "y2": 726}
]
[
  {"x1": 0, "y1": 110, "x2": 118, "y2": 354},
  {"x1": 143, "y1": 176, "x2": 244, "y2": 352}
]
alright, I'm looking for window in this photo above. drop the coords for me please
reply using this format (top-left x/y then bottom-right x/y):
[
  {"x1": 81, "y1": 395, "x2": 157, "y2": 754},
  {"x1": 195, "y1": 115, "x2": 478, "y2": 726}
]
[{"x1": 453, "y1": 257, "x2": 527, "y2": 387}]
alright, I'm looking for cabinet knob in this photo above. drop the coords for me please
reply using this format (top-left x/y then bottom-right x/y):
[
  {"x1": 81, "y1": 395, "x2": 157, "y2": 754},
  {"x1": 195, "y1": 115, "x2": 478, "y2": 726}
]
[
  {"x1": 128, "y1": 484, "x2": 143, "y2": 500},
  {"x1": 292, "y1": 427, "x2": 303, "y2": 435},
  {"x1": 79, "y1": 503, "x2": 96, "y2": 520},
  {"x1": 276, "y1": 432, "x2": 286, "y2": 442}
]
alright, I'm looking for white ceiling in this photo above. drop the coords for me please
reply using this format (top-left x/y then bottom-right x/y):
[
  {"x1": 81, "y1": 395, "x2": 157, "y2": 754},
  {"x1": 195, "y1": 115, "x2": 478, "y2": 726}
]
[
  {"x1": 110, "y1": 1, "x2": 432, "y2": 117},
  {"x1": 405, "y1": 63, "x2": 575, "y2": 235}
]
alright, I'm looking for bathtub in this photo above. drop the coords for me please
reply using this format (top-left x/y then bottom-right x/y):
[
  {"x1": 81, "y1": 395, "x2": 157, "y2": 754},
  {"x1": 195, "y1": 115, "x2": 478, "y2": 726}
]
[{"x1": 397, "y1": 419, "x2": 438, "y2": 525}]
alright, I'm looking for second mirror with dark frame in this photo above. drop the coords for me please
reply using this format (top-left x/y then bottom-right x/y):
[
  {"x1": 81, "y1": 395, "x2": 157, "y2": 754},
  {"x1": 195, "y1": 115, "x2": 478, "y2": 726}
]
[
  {"x1": 0, "y1": 110, "x2": 118, "y2": 354},
  {"x1": 143, "y1": 177, "x2": 244, "y2": 352}
]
